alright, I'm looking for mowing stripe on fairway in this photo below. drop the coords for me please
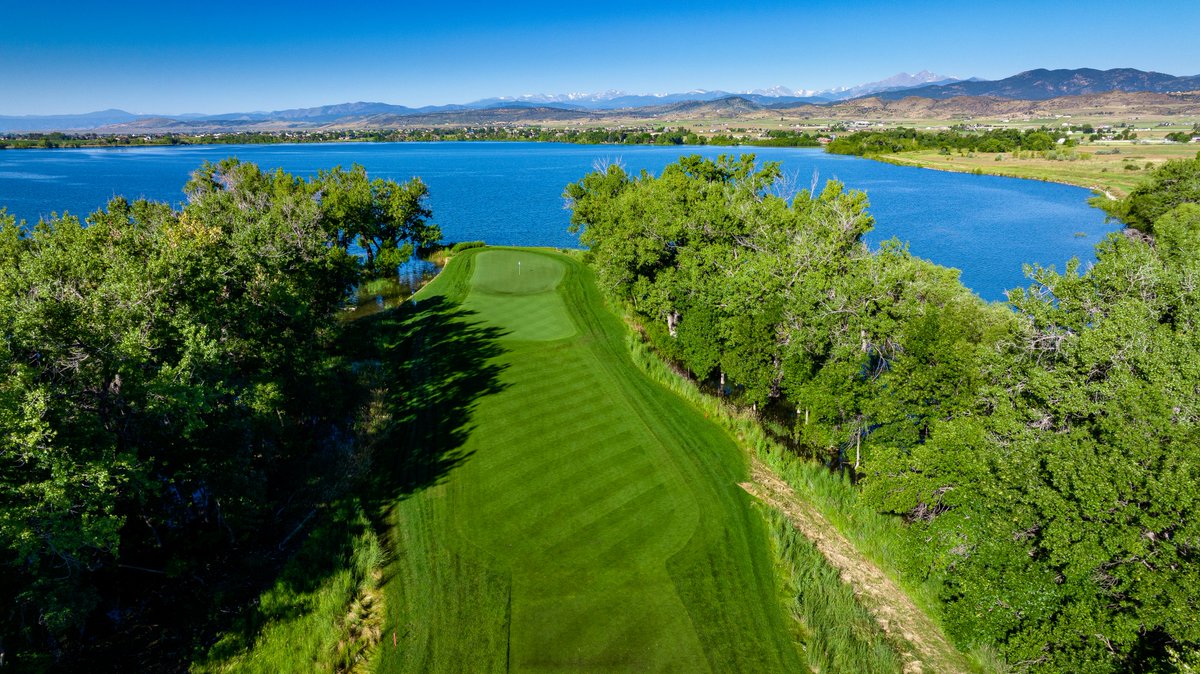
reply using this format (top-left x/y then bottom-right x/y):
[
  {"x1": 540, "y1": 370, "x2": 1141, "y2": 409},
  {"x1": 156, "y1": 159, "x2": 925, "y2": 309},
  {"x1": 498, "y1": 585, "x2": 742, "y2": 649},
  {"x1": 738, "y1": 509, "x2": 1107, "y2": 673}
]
[{"x1": 377, "y1": 248, "x2": 803, "y2": 673}]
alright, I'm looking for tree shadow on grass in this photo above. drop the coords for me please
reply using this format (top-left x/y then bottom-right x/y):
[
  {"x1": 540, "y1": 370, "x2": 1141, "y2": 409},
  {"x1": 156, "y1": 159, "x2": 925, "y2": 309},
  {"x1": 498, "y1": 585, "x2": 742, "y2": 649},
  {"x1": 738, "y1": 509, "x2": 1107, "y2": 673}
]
[
  {"x1": 353, "y1": 294, "x2": 509, "y2": 513},
  {"x1": 187, "y1": 294, "x2": 508, "y2": 672}
]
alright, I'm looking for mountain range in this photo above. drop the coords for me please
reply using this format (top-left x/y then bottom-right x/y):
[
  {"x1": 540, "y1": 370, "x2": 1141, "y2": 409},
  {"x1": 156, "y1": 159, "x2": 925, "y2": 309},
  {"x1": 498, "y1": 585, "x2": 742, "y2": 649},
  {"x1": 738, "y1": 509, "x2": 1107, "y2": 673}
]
[
  {"x1": 463, "y1": 71, "x2": 963, "y2": 109},
  {"x1": 3, "y1": 68, "x2": 1199, "y2": 133},
  {"x1": 0, "y1": 71, "x2": 957, "y2": 132},
  {"x1": 873, "y1": 68, "x2": 1200, "y2": 101}
]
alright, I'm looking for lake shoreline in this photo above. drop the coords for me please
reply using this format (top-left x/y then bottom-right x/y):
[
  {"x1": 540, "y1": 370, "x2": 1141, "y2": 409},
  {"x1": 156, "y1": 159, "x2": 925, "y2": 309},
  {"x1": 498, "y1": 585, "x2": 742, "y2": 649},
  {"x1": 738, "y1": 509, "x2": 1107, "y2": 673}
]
[
  {"x1": 867, "y1": 152, "x2": 1122, "y2": 199},
  {"x1": 0, "y1": 142, "x2": 1115, "y2": 301},
  {"x1": 851, "y1": 143, "x2": 1200, "y2": 200},
  {"x1": 0, "y1": 134, "x2": 810, "y2": 152}
]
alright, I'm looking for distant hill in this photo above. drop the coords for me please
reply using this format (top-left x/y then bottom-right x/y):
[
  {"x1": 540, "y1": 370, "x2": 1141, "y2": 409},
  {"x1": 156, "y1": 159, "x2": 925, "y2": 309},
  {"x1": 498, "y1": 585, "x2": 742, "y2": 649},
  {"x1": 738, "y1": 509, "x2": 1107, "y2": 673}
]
[
  {"x1": 468, "y1": 91, "x2": 728, "y2": 110},
  {"x1": 741, "y1": 93, "x2": 830, "y2": 107},
  {"x1": 59, "y1": 90, "x2": 1200, "y2": 135},
  {"x1": 464, "y1": 90, "x2": 823, "y2": 110},
  {"x1": 92, "y1": 117, "x2": 311, "y2": 134},
  {"x1": 640, "y1": 96, "x2": 765, "y2": 118},
  {"x1": 196, "y1": 102, "x2": 417, "y2": 123},
  {"x1": 177, "y1": 101, "x2": 483, "y2": 123},
  {"x1": 0, "y1": 102, "x2": 485, "y2": 133},
  {"x1": 335, "y1": 106, "x2": 598, "y2": 128},
  {"x1": 0, "y1": 71, "x2": 957, "y2": 132},
  {"x1": 8, "y1": 69, "x2": 1200, "y2": 134},
  {"x1": 870, "y1": 68, "x2": 1200, "y2": 101},
  {"x1": 0, "y1": 109, "x2": 144, "y2": 132},
  {"x1": 773, "y1": 90, "x2": 1200, "y2": 120},
  {"x1": 459, "y1": 75, "x2": 962, "y2": 111}
]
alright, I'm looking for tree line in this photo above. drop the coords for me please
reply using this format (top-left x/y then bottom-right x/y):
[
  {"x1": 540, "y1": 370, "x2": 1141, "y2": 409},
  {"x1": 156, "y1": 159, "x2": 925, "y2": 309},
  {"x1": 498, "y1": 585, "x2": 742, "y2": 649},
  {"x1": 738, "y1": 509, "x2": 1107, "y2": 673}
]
[
  {"x1": 0, "y1": 160, "x2": 438, "y2": 667},
  {"x1": 826, "y1": 126, "x2": 1080, "y2": 155},
  {"x1": 2, "y1": 126, "x2": 826, "y2": 150},
  {"x1": 565, "y1": 154, "x2": 1200, "y2": 672}
]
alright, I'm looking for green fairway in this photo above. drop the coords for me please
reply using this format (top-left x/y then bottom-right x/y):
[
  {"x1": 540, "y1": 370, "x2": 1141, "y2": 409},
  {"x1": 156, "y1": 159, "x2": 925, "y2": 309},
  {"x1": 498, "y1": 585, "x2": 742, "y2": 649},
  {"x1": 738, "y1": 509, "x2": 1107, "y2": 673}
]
[{"x1": 374, "y1": 248, "x2": 802, "y2": 672}]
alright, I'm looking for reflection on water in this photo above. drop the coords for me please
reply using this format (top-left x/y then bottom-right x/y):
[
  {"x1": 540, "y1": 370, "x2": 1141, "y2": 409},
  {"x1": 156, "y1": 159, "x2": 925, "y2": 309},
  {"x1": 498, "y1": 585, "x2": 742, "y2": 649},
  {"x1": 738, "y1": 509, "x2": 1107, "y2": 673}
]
[{"x1": 343, "y1": 256, "x2": 442, "y2": 320}]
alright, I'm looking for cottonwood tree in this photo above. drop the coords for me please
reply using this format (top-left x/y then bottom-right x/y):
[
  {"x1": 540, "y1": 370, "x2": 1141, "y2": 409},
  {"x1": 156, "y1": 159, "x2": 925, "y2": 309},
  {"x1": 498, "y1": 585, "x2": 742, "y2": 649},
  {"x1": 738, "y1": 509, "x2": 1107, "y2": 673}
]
[
  {"x1": 568, "y1": 153, "x2": 1200, "y2": 671},
  {"x1": 322, "y1": 164, "x2": 440, "y2": 275},
  {"x1": 0, "y1": 160, "x2": 438, "y2": 653}
]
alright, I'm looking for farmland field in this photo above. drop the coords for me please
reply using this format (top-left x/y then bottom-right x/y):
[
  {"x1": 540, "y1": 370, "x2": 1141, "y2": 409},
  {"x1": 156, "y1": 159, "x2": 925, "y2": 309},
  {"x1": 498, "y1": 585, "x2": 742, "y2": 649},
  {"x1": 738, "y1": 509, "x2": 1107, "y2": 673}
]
[{"x1": 373, "y1": 248, "x2": 803, "y2": 672}]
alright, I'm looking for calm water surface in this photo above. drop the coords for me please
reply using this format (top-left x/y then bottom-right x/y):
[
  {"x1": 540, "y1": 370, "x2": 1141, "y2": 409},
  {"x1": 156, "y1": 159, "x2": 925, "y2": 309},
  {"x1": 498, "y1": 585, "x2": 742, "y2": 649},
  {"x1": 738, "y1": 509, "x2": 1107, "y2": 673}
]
[{"x1": 0, "y1": 142, "x2": 1115, "y2": 301}]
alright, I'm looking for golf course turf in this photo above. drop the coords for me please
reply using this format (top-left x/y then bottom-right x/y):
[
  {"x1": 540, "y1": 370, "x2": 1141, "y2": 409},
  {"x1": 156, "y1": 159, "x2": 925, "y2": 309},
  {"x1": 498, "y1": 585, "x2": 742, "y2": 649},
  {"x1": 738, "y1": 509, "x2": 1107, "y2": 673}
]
[{"x1": 375, "y1": 248, "x2": 803, "y2": 672}]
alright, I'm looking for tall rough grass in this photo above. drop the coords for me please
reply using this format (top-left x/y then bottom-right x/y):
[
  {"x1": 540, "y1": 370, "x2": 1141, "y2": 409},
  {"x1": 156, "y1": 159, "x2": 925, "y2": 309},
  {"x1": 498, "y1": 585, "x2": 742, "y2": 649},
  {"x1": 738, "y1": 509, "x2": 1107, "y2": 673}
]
[
  {"x1": 625, "y1": 332, "x2": 1008, "y2": 672},
  {"x1": 626, "y1": 339, "x2": 941, "y2": 636},
  {"x1": 763, "y1": 507, "x2": 902, "y2": 673},
  {"x1": 626, "y1": 334, "x2": 928, "y2": 580},
  {"x1": 449, "y1": 240, "x2": 486, "y2": 253},
  {"x1": 192, "y1": 504, "x2": 386, "y2": 674}
]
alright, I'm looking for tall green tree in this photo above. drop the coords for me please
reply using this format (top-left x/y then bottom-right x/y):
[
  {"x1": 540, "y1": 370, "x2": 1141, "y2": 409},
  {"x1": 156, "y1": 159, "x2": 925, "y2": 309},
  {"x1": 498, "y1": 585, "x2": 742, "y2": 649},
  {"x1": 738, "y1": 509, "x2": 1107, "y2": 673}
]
[
  {"x1": 310, "y1": 163, "x2": 440, "y2": 275},
  {"x1": 1096, "y1": 157, "x2": 1200, "y2": 232},
  {"x1": 568, "y1": 153, "x2": 1200, "y2": 671},
  {"x1": 0, "y1": 160, "x2": 439, "y2": 656}
]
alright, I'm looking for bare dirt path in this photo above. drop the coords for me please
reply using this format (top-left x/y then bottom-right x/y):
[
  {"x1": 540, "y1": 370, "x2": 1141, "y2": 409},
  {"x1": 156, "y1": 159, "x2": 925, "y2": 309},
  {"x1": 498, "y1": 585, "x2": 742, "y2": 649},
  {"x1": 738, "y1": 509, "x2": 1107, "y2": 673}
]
[{"x1": 740, "y1": 457, "x2": 972, "y2": 674}]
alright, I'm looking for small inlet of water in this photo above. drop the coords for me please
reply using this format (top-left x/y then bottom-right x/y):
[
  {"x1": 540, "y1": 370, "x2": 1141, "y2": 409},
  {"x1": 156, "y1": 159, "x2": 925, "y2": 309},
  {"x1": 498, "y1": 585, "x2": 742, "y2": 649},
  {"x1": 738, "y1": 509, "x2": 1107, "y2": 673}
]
[{"x1": 343, "y1": 256, "x2": 442, "y2": 320}]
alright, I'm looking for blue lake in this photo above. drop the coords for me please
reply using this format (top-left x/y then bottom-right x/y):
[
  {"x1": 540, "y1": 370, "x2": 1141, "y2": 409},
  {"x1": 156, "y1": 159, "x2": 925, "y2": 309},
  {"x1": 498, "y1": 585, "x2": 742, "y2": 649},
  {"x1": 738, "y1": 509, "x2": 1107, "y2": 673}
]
[{"x1": 0, "y1": 142, "x2": 1116, "y2": 301}]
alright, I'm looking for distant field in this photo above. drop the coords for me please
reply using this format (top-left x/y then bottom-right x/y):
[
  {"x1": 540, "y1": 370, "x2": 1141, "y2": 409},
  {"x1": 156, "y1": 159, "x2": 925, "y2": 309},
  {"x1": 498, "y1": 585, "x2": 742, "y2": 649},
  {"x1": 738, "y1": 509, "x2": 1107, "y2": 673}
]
[
  {"x1": 375, "y1": 248, "x2": 803, "y2": 672},
  {"x1": 876, "y1": 142, "x2": 1199, "y2": 197}
]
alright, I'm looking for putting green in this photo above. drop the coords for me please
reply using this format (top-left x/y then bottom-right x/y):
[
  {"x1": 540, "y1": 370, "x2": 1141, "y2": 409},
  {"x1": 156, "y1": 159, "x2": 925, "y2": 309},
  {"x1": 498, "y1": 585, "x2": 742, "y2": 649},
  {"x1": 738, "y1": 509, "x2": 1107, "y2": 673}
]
[
  {"x1": 460, "y1": 250, "x2": 576, "y2": 342},
  {"x1": 378, "y1": 248, "x2": 802, "y2": 672}
]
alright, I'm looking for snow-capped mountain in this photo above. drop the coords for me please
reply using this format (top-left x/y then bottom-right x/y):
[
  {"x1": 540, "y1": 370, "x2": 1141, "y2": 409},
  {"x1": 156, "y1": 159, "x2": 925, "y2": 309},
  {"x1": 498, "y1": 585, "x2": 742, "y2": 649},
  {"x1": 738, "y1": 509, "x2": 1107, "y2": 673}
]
[
  {"x1": 0, "y1": 71, "x2": 973, "y2": 132},
  {"x1": 817, "y1": 71, "x2": 959, "y2": 100},
  {"x1": 741, "y1": 85, "x2": 821, "y2": 98},
  {"x1": 459, "y1": 72, "x2": 959, "y2": 110}
]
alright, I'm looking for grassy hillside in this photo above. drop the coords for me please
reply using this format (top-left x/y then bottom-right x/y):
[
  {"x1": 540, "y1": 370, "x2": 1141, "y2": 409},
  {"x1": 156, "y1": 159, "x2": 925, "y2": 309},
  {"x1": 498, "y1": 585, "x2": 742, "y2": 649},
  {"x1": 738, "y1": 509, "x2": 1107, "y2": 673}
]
[
  {"x1": 374, "y1": 248, "x2": 805, "y2": 672},
  {"x1": 875, "y1": 143, "x2": 1199, "y2": 197}
]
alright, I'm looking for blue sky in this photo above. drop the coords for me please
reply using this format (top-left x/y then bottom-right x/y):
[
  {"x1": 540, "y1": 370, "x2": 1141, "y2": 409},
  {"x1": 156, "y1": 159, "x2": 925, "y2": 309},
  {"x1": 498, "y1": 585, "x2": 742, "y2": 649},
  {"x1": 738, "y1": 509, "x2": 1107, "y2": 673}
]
[{"x1": 4, "y1": 0, "x2": 1199, "y2": 115}]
